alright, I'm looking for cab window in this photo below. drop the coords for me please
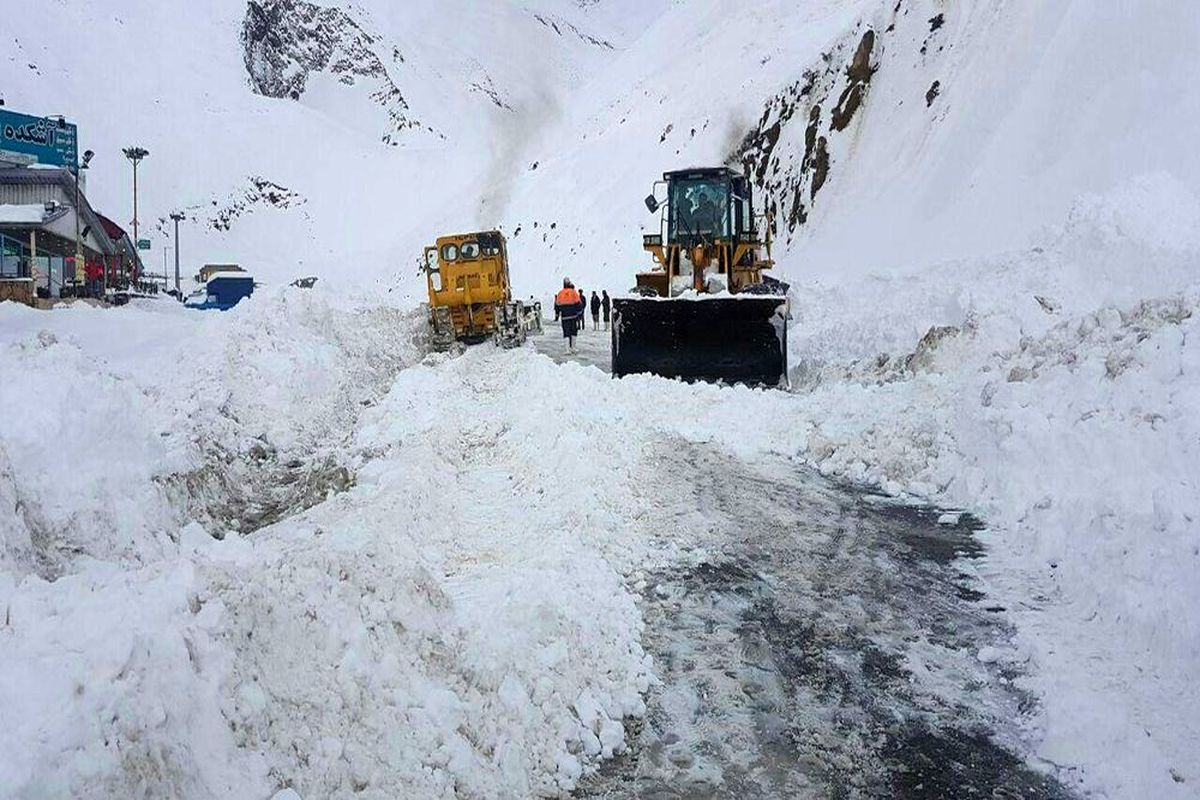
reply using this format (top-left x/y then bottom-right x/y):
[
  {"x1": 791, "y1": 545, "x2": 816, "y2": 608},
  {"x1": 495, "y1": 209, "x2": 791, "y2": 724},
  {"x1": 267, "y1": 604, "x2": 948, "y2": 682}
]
[
  {"x1": 440, "y1": 243, "x2": 458, "y2": 261},
  {"x1": 460, "y1": 242, "x2": 480, "y2": 260}
]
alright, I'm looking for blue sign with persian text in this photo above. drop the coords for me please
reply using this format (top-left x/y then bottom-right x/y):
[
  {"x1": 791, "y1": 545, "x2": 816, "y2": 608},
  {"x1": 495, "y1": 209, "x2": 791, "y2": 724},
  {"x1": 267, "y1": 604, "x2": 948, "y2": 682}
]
[{"x1": 0, "y1": 109, "x2": 79, "y2": 172}]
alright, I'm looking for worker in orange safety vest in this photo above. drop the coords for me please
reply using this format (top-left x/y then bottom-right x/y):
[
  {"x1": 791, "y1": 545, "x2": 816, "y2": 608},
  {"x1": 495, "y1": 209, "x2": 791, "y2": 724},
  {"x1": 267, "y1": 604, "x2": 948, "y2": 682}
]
[{"x1": 554, "y1": 278, "x2": 585, "y2": 350}]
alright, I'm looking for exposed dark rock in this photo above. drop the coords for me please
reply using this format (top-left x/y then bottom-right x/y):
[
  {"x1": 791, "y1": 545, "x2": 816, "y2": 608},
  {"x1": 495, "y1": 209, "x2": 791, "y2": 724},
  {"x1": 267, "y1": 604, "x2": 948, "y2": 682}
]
[
  {"x1": 241, "y1": 0, "x2": 418, "y2": 139},
  {"x1": 832, "y1": 30, "x2": 876, "y2": 131},
  {"x1": 847, "y1": 29, "x2": 876, "y2": 84},
  {"x1": 800, "y1": 104, "x2": 822, "y2": 174},
  {"x1": 929, "y1": 13, "x2": 946, "y2": 33},
  {"x1": 530, "y1": 12, "x2": 614, "y2": 49},
  {"x1": 210, "y1": 176, "x2": 306, "y2": 232},
  {"x1": 788, "y1": 192, "x2": 808, "y2": 230},
  {"x1": 832, "y1": 83, "x2": 864, "y2": 130},
  {"x1": 926, "y1": 80, "x2": 941, "y2": 107},
  {"x1": 468, "y1": 74, "x2": 513, "y2": 111},
  {"x1": 811, "y1": 136, "x2": 830, "y2": 199},
  {"x1": 729, "y1": 28, "x2": 878, "y2": 237}
]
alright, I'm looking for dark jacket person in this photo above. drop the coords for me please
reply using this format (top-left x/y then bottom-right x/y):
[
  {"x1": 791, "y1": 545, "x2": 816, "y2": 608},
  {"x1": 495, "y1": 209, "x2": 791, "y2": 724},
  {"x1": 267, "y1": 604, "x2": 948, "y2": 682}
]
[{"x1": 554, "y1": 280, "x2": 584, "y2": 347}]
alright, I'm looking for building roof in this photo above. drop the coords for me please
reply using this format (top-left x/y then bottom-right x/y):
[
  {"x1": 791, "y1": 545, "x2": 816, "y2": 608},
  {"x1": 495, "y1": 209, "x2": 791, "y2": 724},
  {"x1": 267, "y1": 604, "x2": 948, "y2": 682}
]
[
  {"x1": 96, "y1": 212, "x2": 126, "y2": 242},
  {"x1": 0, "y1": 166, "x2": 77, "y2": 186},
  {"x1": 0, "y1": 167, "x2": 140, "y2": 264},
  {"x1": 0, "y1": 204, "x2": 56, "y2": 225}
]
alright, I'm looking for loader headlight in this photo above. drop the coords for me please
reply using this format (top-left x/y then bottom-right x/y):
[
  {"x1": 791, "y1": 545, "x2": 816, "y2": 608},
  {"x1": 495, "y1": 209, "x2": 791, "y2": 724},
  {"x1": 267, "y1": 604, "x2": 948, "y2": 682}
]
[{"x1": 643, "y1": 234, "x2": 662, "y2": 247}]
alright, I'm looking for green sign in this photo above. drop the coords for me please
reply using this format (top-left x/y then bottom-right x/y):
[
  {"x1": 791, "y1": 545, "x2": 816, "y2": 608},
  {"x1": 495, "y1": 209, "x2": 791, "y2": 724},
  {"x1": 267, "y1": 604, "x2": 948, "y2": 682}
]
[
  {"x1": 0, "y1": 109, "x2": 79, "y2": 172},
  {"x1": 137, "y1": 239, "x2": 152, "y2": 250}
]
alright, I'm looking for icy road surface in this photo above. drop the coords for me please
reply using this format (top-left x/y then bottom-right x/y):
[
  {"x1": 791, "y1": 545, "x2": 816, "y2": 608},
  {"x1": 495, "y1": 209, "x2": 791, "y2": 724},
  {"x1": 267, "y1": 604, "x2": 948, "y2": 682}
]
[
  {"x1": 575, "y1": 443, "x2": 1074, "y2": 799},
  {"x1": 526, "y1": 333, "x2": 1075, "y2": 799},
  {"x1": 532, "y1": 320, "x2": 613, "y2": 373}
]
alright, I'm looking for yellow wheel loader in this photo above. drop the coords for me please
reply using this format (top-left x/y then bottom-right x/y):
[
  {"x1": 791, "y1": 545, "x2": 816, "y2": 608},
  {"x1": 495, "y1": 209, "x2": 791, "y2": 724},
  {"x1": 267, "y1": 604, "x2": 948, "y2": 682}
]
[
  {"x1": 422, "y1": 230, "x2": 541, "y2": 350},
  {"x1": 612, "y1": 167, "x2": 789, "y2": 386}
]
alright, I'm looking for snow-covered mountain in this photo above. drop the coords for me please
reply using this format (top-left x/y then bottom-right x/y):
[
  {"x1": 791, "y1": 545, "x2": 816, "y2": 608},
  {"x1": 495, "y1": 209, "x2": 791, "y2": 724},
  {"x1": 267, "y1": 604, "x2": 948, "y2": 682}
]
[
  {"x1": 2, "y1": 0, "x2": 662, "y2": 288},
  {"x1": 7, "y1": 0, "x2": 1196, "y2": 294},
  {"x1": 3, "y1": 3, "x2": 1199, "y2": 799},
  {"x1": 502, "y1": 0, "x2": 1200, "y2": 291}
]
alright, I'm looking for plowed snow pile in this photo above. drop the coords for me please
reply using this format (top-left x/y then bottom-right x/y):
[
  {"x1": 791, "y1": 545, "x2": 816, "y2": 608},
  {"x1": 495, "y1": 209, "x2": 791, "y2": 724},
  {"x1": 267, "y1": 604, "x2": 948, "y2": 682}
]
[
  {"x1": 782, "y1": 173, "x2": 1200, "y2": 797},
  {"x1": 0, "y1": 291, "x2": 651, "y2": 799}
]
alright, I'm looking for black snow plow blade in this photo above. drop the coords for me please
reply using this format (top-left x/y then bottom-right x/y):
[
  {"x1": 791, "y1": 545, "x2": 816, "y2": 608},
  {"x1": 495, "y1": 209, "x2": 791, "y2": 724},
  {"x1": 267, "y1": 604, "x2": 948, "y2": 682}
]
[{"x1": 611, "y1": 296, "x2": 788, "y2": 386}]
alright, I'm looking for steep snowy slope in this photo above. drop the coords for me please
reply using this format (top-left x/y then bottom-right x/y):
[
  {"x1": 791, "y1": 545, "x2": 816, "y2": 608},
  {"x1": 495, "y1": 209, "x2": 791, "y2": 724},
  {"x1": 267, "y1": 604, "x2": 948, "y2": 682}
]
[
  {"x1": 1, "y1": 0, "x2": 663, "y2": 288},
  {"x1": 502, "y1": 0, "x2": 1200, "y2": 293}
]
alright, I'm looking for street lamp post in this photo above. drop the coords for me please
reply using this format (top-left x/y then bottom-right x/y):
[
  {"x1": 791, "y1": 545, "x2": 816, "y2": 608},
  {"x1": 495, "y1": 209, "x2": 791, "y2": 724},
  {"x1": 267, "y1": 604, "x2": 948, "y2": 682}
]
[
  {"x1": 122, "y1": 146, "x2": 149, "y2": 288},
  {"x1": 72, "y1": 148, "x2": 95, "y2": 294},
  {"x1": 170, "y1": 211, "x2": 185, "y2": 297}
]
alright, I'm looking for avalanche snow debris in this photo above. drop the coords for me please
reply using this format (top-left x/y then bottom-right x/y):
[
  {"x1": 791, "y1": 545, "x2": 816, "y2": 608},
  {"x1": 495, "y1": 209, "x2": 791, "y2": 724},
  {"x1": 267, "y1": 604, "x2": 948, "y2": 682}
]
[{"x1": 783, "y1": 174, "x2": 1200, "y2": 798}]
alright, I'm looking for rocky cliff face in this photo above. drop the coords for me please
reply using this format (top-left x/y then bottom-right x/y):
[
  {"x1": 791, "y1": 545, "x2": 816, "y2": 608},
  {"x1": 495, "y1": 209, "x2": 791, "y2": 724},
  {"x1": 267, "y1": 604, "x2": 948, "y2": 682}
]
[
  {"x1": 732, "y1": 23, "x2": 880, "y2": 242},
  {"x1": 729, "y1": 1, "x2": 966, "y2": 246},
  {"x1": 241, "y1": 0, "x2": 421, "y2": 144}
]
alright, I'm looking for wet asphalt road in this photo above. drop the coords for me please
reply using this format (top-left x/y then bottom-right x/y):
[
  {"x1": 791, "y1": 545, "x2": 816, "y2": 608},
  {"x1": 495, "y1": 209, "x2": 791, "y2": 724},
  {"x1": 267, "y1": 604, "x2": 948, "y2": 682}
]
[
  {"x1": 531, "y1": 319, "x2": 613, "y2": 373},
  {"x1": 577, "y1": 445, "x2": 1075, "y2": 799},
  {"x1": 535, "y1": 328, "x2": 1076, "y2": 799}
]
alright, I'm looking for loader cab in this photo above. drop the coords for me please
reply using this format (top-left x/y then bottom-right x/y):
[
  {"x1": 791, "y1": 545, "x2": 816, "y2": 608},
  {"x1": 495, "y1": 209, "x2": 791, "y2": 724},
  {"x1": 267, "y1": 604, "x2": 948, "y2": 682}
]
[{"x1": 659, "y1": 167, "x2": 755, "y2": 248}]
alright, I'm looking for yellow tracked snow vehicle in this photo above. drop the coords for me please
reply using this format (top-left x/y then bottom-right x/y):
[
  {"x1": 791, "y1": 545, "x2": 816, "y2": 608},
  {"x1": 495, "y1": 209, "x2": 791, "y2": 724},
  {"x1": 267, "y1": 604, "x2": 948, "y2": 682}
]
[
  {"x1": 612, "y1": 167, "x2": 789, "y2": 386},
  {"x1": 422, "y1": 230, "x2": 541, "y2": 349}
]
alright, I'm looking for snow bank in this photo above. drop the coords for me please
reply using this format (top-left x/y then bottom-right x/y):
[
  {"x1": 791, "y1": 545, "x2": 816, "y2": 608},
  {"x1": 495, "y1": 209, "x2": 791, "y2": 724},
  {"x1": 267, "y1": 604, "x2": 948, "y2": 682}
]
[
  {"x1": 205, "y1": 349, "x2": 657, "y2": 797},
  {"x1": 0, "y1": 556, "x2": 264, "y2": 798},
  {"x1": 0, "y1": 290, "x2": 427, "y2": 798},
  {"x1": 0, "y1": 288, "x2": 421, "y2": 578},
  {"x1": 782, "y1": 175, "x2": 1200, "y2": 797},
  {"x1": 0, "y1": 296, "x2": 658, "y2": 799}
]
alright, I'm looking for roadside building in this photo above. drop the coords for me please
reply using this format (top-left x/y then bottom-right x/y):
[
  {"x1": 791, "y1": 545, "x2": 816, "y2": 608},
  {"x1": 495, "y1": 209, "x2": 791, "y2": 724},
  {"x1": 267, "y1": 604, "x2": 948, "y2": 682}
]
[
  {"x1": 0, "y1": 166, "x2": 141, "y2": 300},
  {"x1": 198, "y1": 263, "x2": 244, "y2": 283},
  {"x1": 0, "y1": 107, "x2": 144, "y2": 304},
  {"x1": 96, "y1": 212, "x2": 144, "y2": 287}
]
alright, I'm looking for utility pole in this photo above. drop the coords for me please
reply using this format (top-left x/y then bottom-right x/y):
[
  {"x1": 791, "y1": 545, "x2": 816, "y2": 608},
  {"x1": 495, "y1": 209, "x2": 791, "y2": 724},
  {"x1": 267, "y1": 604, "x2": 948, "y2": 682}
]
[
  {"x1": 122, "y1": 146, "x2": 149, "y2": 283},
  {"x1": 72, "y1": 149, "x2": 95, "y2": 294},
  {"x1": 170, "y1": 211, "x2": 185, "y2": 297}
]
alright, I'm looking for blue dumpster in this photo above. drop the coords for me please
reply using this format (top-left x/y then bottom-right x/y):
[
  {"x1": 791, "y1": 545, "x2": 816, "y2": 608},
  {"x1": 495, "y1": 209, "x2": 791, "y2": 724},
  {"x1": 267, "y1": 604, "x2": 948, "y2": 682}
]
[{"x1": 184, "y1": 274, "x2": 255, "y2": 311}]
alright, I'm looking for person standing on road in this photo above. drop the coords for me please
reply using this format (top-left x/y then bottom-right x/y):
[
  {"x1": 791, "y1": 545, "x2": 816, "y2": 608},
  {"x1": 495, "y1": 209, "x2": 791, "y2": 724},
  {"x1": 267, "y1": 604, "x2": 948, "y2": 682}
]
[
  {"x1": 554, "y1": 278, "x2": 584, "y2": 350},
  {"x1": 601, "y1": 290, "x2": 611, "y2": 331},
  {"x1": 590, "y1": 291, "x2": 601, "y2": 330},
  {"x1": 577, "y1": 288, "x2": 586, "y2": 330}
]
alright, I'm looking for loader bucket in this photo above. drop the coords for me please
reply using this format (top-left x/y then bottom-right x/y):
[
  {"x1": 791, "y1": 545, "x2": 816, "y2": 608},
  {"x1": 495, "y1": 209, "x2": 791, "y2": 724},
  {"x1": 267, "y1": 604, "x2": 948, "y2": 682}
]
[{"x1": 611, "y1": 296, "x2": 788, "y2": 386}]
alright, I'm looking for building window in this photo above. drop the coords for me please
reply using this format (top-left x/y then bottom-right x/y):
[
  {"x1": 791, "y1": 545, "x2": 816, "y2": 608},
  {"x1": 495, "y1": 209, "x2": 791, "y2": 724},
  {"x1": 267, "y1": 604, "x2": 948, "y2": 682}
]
[{"x1": 0, "y1": 233, "x2": 30, "y2": 278}]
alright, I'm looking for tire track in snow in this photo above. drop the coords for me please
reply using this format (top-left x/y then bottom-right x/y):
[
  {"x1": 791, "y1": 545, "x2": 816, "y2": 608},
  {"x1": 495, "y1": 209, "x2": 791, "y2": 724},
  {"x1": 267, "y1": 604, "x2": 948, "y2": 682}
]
[{"x1": 577, "y1": 440, "x2": 1077, "y2": 799}]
